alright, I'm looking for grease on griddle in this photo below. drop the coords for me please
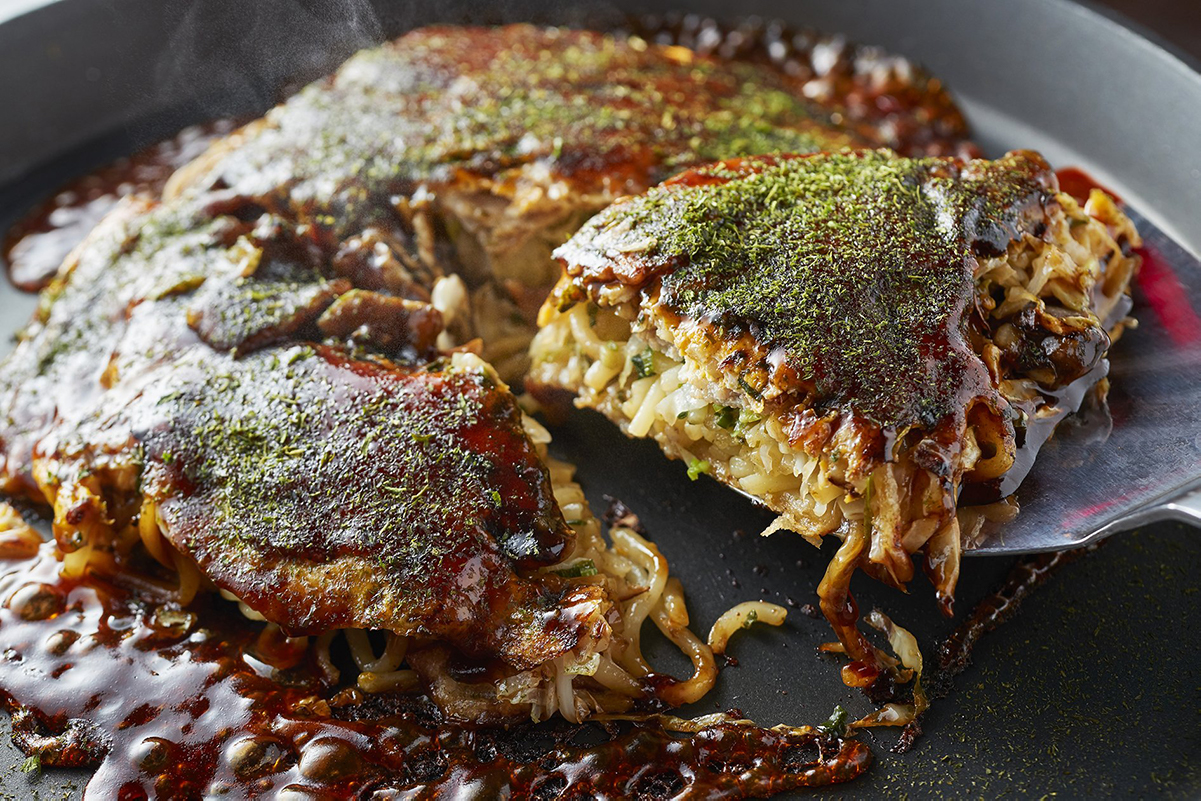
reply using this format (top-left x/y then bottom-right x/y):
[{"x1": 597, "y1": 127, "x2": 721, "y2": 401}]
[{"x1": 0, "y1": 544, "x2": 870, "y2": 796}]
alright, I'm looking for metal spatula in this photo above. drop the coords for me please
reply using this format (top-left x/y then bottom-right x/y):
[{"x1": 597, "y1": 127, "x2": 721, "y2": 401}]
[{"x1": 964, "y1": 209, "x2": 1201, "y2": 554}]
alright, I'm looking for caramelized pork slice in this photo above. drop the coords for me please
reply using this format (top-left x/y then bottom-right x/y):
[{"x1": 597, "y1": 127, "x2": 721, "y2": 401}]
[
  {"x1": 0, "y1": 189, "x2": 591, "y2": 670},
  {"x1": 0, "y1": 198, "x2": 230, "y2": 496},
  {"x1": 0, "y1": 195, "x2": 449, "y2": 497},
  {"x1": 530, "y1": 149, "x2": 1139, "y2": 685}
]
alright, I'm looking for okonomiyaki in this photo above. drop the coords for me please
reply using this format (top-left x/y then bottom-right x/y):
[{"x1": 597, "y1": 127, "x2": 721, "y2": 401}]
[
  {"x1": 0, "y1": 21, "x2": 959, "y2": 727},
  {"x1": 529, "y1": 149, "x2": 1139, "y2": 685},
  {"x1": 2, "y1": 21, "x2": 949, "y2": 726},
  {"x1": 0, "y1": 16, "x2": 1136, "y2": 796}
]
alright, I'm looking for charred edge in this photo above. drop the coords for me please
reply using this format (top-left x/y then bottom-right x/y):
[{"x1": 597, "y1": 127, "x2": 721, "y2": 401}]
[
  {"x1": 7, "y1": 703, "x2": 111, "y2": 768},
  {"x1": 601, "y1": 496, "x2": 647, "y2": 535}
]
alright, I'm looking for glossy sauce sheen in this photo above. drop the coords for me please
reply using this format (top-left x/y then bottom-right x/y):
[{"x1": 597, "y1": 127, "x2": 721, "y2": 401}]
[
  {"x1": 2, "y1": 121, "x2": 236, "y2": 292},
  {"x1": 958, "y1": 167, "x2": 1133, "y2": 504},
  {"x1": 2, "y1": 179, "x2": 603, "y2": 668},
  {"x1": 83, "y1": 345, "x2": 595, "y2": 665},
  {"x1": 3, "y1": 18, "x2": 976, "y2": 298},
  {"x1": 623, "y1": 13, "x2": 977, "y2": 160},
  {"x1": 161, "y1": 24, "x2": 873, "y2": 243},
  {"x1": 0, "y1": 545, "x2": 870, "y2": 796}
]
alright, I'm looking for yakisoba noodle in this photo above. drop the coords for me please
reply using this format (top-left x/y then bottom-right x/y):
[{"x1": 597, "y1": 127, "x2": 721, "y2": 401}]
[
  {"x1": 0, "y1": 503, "x2": 41, "y2": 560},
  {"x1": 529, "y1": 149, "x2": 1140, "y2": 697},
  {"x1": 707, "y1": 601, "x2": 788, "y2": 655}
]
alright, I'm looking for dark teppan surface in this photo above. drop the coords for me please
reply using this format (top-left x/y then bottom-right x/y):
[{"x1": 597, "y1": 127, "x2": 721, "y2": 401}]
[{"x1": 553, "y1": 411, "x2": 1201, "y2": 797}]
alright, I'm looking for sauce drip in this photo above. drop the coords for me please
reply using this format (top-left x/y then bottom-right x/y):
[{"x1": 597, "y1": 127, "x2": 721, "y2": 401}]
[
  {"x1": 957, "y1": 167, "x2": 1135, "y2": 506},
  {"x1": 2, "y1": 120, "x2": 236, "y2": 292},
  {"x1": 0, "y1": 544, "x2": 870, "y2": 796}
]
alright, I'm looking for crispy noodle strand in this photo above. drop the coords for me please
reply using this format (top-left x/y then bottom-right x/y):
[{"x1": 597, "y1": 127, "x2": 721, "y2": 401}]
[{"x1": 707, "y1": 600, "x2": 788, "y2": 655}]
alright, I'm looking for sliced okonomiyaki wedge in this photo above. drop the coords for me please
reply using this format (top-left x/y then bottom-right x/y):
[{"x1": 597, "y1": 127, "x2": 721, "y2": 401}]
[
  {"x1": 0, "y1": 191, "x2": 716, "y2": 724},
  {"x1": 529, "y1": 149, "x2": 1139, "y2": 685}
]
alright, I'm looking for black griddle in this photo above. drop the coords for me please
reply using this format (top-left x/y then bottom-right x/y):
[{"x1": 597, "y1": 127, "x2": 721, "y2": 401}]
[{"x1": 0, "y1": 0, "x2": 1198, "y2": 797}]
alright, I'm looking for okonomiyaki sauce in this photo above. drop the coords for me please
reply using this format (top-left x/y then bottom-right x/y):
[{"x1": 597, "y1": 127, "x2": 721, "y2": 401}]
[
  {"x1": 623, "y1": 13, "x2": 977, "y2": 159},
  {"x1": 0, "y1": 544, "x2": 869, "y2": 797},
  {"x1": 2, "y1": 120, "x2": 236, "y2": 292}
]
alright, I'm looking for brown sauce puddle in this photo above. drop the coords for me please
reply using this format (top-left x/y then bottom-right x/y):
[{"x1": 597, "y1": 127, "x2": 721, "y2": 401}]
[{"x1": 0, "y1": 543, "x2": 869, "y2": 797}]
